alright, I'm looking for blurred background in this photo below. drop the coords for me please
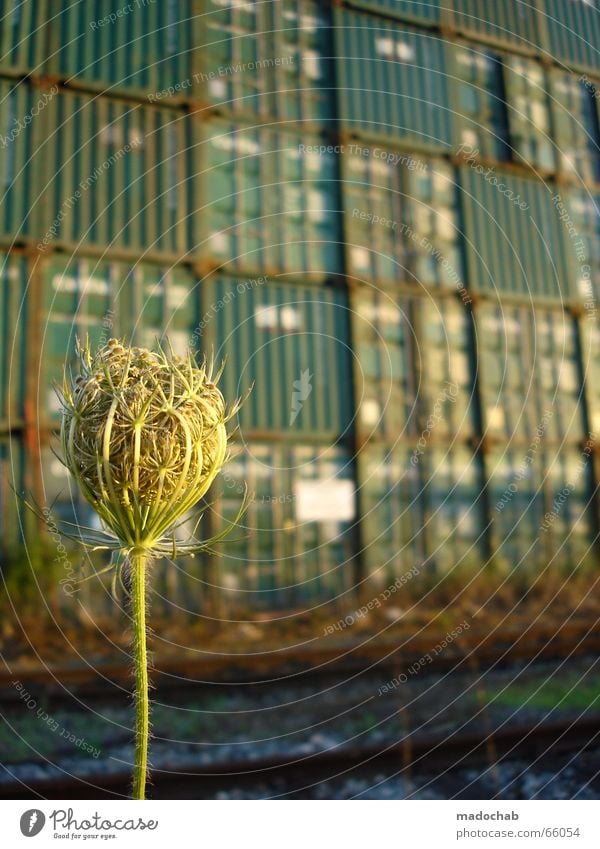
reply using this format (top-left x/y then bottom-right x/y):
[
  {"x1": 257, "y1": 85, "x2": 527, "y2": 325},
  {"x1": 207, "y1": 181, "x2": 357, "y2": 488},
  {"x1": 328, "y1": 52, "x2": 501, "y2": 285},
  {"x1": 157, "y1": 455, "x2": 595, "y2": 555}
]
[{"x1": 1, "y1": 0, "x2": 600, "y2": 800}]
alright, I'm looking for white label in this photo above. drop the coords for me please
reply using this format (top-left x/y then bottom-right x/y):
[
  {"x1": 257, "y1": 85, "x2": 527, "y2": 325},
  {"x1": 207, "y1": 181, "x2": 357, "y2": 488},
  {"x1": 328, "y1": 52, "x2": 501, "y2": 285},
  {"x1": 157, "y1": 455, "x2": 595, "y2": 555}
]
[
  {"x1": 372, "y1": 158, "x2": 391, "y2": 177},
  {"x1": 302, "y1": 50, "x2": 320, "y2": 80},
  {"x1": 280, "y1": 306, "x2": 300, "y2": 331},
  {"x1": 255, "y1": 305, "x2": 278, "y2": 329},
  {"x1": 209, "y1": 230, "x2": 229, "y2": 254},
  {"x1": 167, "y1": 284, "x2": 190, "y2": 311},
  {"x1": 487, "y1": 405, "x2": 505, "y2": 430},
  {"x1": 375, "y1": 37, "x2": 394, "y2": 58},
  {"x1": 99, "y1": 124, "x2": 123, "y2": 145},
  {"x1": 351, "y1": 247, "x2": 370, "y2": 270},
  {"x1": 84, "y1": 276, "x2": 110, "y2": 296},
  {"x1": 307, "y1": 189, "x2": 327, "y2": 223},
  {"x1": 208, "y1": 79, "x2": 228, "y2": 98},
  {"x1": 129, "y1": 128, "x2": 144, "y2": 149},
  {"x1": 52, "y1": 274, "x2": 78, "y2": 293},
  {"x1": 300, "y1": 14, "x2": 319, "y2": 32},
  {"x1": 461, "y1": 129, "x2": 479, "y2": 148},
  {"x1": 361, "y1": 399, "x2": 381, "y2": 426},
  {"x1": 437, "y1": 212, "x2": 456, "y2": 241},
  {"x1": 295, "y1": 479, "x2": 356, "y2": 522},
  {"x1": 396, "y1": 42, "x2": 415, "y2": 62},
  {"x1": 211, "y1": 133, "x2": 260, "y2": 155}
]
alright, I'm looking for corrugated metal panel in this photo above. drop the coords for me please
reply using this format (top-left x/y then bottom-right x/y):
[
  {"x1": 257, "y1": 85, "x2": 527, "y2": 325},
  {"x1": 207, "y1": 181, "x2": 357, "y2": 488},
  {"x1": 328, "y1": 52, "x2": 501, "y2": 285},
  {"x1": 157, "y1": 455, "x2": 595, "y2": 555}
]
[
  {"x1": 344, "y1": 0, "x2": 442, "y2": 26},
  {"x1": 450, "y1": 0, "x2": 541, "y2": 54},
  {"x1": 541, "y1": 0, "x2": 600, "y2": 75},
  {"x1": 476, "y1": 302, "x2": 586, "y2": 443},
  {"x1": 351, "y1": 290, "x2": 476, "y2": 442},
  {"x1": 342, "y1": 149, "x2": 464, "y2": 289},
  {"x1": 423, "y1": 445, "x2": 486, "y2": 573},
  {"x1": 200, "y1": 277, "x2": 352, "y2": 439},
  {"x1": 333, "y1": 7, "x2": 452, "y2": 151},
  {"x1": 579, "y1": 314, "x2": 600, "y2": 435},
  {"x1": 561, "y1": 189, "x2": 600, "y2": 306},
  {"x1": 450, "y1": 41, "x2": 510, "y2": 162},
  {"x1": 208, "y1": 442, "x2": 356, "y2": 612},
  {"x1": 45, "y1": 1, "x2": 191, "y2": 99},
  {"x1": 487, "y1": 445, "x2": 547, "y2": 571},
  {"x1": 542, "y1": 445, "x2": 597, "y2": 570},
  {"x1": 503, "y1": 56, "x2": 555, "y2": 170},
  {"x1": 117, "y1": 262, "x2": 199, "y2": 354},
  {"x1": 351, "y1": 289, "x2": 419, "y2": 441},
  {"x1": 0, "y1": 436, "x2": 24, "y2": 550},
  {"x1": 194, "y1": 120, "x2": 342, "y2": 279},
  {"x1": 417, "y1": 298, "x2": 477, "y2": 439},
  {"x1": 0, "y1": 252, "x2": 28, "y2": 424},
  {"x1": 549, "y1": 70, "x2": 600, "y2": 184},
  {"x1": 40, "y1": 256, "x2": 118, "y2": 423},
  {"x1": 37, "y1": 90, "x2": 190, "y2": 255},
  {"x1": 0, "y1": 79, "x2": 40, "y2": 241},
  {"x1": 38, "y1": 255, "x2": 197, "y2": 424},
  {"x1": 459, "y1": 166, "x2": 574, "y2": 302},
  {"x1": 196, "y1": 0, "x2": 334, "y2": 127},
  {"x1": 0, "y1": 0, "x2": 47, "y2": 76},
  {"x1": 357, "y1": 443, "x2": 426, "y2": 587}
]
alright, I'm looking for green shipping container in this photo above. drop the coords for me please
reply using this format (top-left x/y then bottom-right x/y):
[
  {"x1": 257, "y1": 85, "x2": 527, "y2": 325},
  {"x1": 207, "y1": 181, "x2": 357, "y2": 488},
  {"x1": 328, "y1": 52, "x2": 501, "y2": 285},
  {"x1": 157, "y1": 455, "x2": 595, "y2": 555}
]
[
  {"x1": 490, "y1": 443, "x2": 596, "y2": 575},
  {"x1": 561, "y1": 188, "x2": 600, "y2": 306},
  {"x1": 541, "y1": 445, "x2": 597, "y2": 571},
  {"x1": 541, "y1": 0, "x2": 600, "y2": 75},
  {"x1": 38, "y1": 255, "x2": 197, "y2": 424},
  {"x1": 549, "y1": 70, "x2": 600, "y2": 185},
  {"x1": 450, "y1": 0, "x2": 542, "y2": 54},
  {"x1": 333, "y1": 8, "x2": 453, "y2": 151},
  {"x1": 417, "y1": 297, "x2": 477, "y2": 440},
  {"x1": 423, "y1": 444, "x2": 486, "y2": 574},
  {"x1": 208, "y1": 443, "x2": 357, "y2": 612},
  {"x1": 579, "y1": 314, "x2": 600, "y2": 436},
  {"x1": 476, "y1": 303, "x2": 586, "y2": 443},
  {"x1": 196, "y1": 0, "x2": 334, "y2": 127},
  {"x1": 36, "y1": 90, "x2": 190, "y2": 255},
  {"x1": 117, "y1": 261, "x2": 199, "y2": 353},
  {"x1": 194, "y1": 119, "x2": 342, "y2": 279},
  {"x1": 0, "y1": 436, "x2": 25, "y2": 550},
  {"x1": 343, "y1": 0, "x2": 443, "y2": 26},
  {"x1": 351, "y1": 289, "x2": 419, "y2": 441},
  {"x1": 503, "y1": 55, "x2": 555, "y2": 171},
  {"x1": 357, "y1": 443, "x2": 426, "y2": 589},
  {"x1": 45, "y1": 1, "x2": 192, "y2": 100},
  {"x1": 199, "y1": 277, "x2": 352, "y2": 440},
  {"x1": 487, "y1": 446, "x2": 547, "y2": 572},
  {"x1": 0, "y1": 252, "x2": 28, "y2": 424},
  {"x1": 450, "y1": 41, "x2": 510, "y2": 163},
  {"x1": 351, "y1": 290, "x2": 476, "y2": 443},
  {"x1": 342, "y1": 148, "x2": 464, "y2": 290},
  {"x1": 0, "y1": 79, "x2": 41, "y2": 242},
  {"x1": 459, "y1": 166, "x2": 574, "y2": 302},
  {"x1": 0, "y1": 0, "x2": 47, "y2": 76}
]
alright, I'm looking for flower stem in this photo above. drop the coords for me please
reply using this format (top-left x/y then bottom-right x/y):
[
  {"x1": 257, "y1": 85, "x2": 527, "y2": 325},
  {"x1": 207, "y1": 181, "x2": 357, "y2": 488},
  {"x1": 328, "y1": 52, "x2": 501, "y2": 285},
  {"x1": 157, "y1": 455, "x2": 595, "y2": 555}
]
[{"x1": 130, "y1": 549, "x2": 150, "y2": 799}]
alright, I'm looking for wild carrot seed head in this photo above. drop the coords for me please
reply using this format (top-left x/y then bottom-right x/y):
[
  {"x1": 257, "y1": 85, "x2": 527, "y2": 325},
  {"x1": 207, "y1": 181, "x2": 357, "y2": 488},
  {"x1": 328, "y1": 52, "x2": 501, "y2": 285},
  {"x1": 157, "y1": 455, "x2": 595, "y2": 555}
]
[{"x1": 59, "y1": 339, "x2": 232, "y2": 549}]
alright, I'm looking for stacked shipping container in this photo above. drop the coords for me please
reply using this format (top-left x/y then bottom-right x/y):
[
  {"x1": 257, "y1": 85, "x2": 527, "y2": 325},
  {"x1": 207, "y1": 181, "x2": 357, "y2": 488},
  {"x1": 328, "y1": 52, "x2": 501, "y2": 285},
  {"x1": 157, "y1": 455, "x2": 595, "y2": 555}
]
[{"x1": 0, "y1": 1, "x2": 599, "y2": 614}]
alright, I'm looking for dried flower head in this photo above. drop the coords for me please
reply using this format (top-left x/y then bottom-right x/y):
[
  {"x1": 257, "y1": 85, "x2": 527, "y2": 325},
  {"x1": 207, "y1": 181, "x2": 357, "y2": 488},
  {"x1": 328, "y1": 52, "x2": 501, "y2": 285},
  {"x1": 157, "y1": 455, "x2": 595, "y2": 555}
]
[{"x1": 57, "y1": 338, "x2": 242, "y2": 557}]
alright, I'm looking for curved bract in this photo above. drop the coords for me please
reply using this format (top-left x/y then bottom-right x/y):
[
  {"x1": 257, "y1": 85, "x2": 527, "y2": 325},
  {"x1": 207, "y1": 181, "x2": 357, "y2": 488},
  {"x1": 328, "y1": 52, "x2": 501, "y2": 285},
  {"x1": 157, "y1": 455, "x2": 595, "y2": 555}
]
[{"x1": 59, "y1": 339, "x2": 237, "y2": 554}]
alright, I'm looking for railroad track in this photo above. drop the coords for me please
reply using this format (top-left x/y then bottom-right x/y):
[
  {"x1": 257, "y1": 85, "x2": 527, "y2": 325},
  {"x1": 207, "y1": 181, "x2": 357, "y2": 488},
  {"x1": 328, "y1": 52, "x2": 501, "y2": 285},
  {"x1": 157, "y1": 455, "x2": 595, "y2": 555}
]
[
  {"x1": 2, "y1": 616, "x2": 600, "y2": 709},
  {"x1": 2, "y1": 714, "x2": 599, "y2": 799}
]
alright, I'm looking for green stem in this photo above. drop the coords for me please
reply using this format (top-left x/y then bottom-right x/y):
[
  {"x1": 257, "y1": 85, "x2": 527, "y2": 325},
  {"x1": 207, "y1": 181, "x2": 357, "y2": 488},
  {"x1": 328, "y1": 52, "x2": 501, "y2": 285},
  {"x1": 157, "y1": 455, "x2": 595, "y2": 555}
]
[{"x1": 130, "y1": 550, "x2": 150, "y2": 799}]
